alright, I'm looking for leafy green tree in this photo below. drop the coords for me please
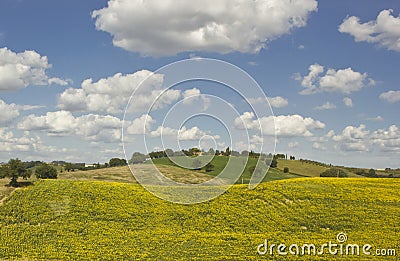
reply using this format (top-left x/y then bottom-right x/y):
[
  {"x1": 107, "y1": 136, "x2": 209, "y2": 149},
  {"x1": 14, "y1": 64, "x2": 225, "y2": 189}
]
[
  {"x1": 204, "y1": 163, "x2": 215, "y2": 172},
  {"x1": 35, "y1": 163, "x2": 57, "y2": 179},
  {"x1": 129, "y1": 152, "x2": 146, "y2": 164},
  {"x1": 320, "y1": 168, "x2": 348, "y2": 177},
  {"x1": 164, "y1": 149, "x2": 174, "y2": 157},
  {"x1": 249, "y1": 165, "x2": 262, "y2": 176},
  {"x1": 109, "y1": 158, "x2": 127, "y2": 167},
  {"x1": 368, "y1": 168, "x2": 377, "y2": 177},
  {"x1": 224, "y1": 147, "x2": 231, "y2": 156},
  {"x1": 269, "y1": 159, "x2": 278, "y2": 168},
  {"x1": 0, "y1": 158, "x2": 32, "y2": 186},
  {"x1": 192, "y1": 159, "x2": 202, "y2": 170}
]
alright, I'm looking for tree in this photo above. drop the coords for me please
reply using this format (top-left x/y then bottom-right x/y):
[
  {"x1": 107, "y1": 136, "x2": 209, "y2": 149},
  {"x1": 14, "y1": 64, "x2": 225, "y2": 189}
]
[
  {"x1": 207, "y1": 148, "x2": 215, "y2": 156},
  {"x1": 224, "y1": 147, "x2": 231, "y2": 156},
  {"x1": 275, "y1": 154, "x2": 286, "y2": 160},
  {"x1": 230, "y1": 150, "x2": 240, "y2": 157},
  {"x1": 283, "y1": 167, "x2": 289, "y2": 173},
  {"x1": 248, "y1": 165, "x2": 262, "y2": 176},
  {"x1": 164, "y1": 149, "x2": 174, "y2": 157},
  {"x1": 129, "y1": 152, "x2": 146, "y2": 164},
  {"x1": 241, "y1": 150, "x2": 249, "y2": 156},
  {"x1": 192, "y1": 159, "x2": 202, "y2": 170},
  {"x1": 204, "y1": 163, "x2": 215, "y2": 172},
  {"x1": 320, "y1": 168, "x2": 348, "y2": 178},
  {"x1": 269, "y1": 159, "x2": 278, "y2": 168},
  {"x1": 35, "y1": 163, "x2": 57, "y2": 179},
  {"x1": 0, "y1": 158, "x2": 32, "y2": 186},
  {"x1": 109, "y1": 158, "x2": 127, "y2": 167},
  {"x1": 368, "y1": 168, "x2": 377, "y2": 177}
]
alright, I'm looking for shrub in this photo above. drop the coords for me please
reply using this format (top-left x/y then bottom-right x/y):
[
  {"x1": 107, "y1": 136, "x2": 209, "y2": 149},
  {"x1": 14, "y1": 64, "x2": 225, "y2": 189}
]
[
  {"x1": 269, "y1": 159, "x2": 277, "y2": 168},
  {"x1": 192, "y1": 159, "x2": 202, "y2": 170},
  {"x1": 35, "y1": 163, "x2": 57, "y2": 179},
  {"x1": 204, "y1": 163, "x2": 214, "y2": 172},
  {"x1": 320, "y1": 168, "x2": 348, "y2": 178},
  {"x1": 283, "y1": 167, "x2": 289, "y2": 173}
]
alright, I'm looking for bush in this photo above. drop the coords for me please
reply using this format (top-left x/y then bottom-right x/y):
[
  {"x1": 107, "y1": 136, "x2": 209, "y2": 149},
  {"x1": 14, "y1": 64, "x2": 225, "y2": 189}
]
[
  {"x1": 320, "y1": 168, "x2": 347, "y2": 178},
  {"x1": 283, "y1": 167, "x2": 289, "y2": 173},
  {"x1": 129, "y1": 152, "x2": 146, "y2": 164},
  {"x1": 35, "y1": 163, "x2": 57, "y2": 179},
  {"x1": 204, "y1": 163, "x2": 214, "y2": 172},
  {"x1": 268, "y1": 159, "x2": 277, "y2": 168},
  {"x1": 192, "y1": 159, "x2": 202, "y2": 170}
]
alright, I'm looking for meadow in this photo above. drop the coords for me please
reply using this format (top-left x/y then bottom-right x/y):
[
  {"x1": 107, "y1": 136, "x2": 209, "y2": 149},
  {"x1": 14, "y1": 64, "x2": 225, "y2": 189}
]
[
  {"x1": 0, "y1": 178, "x2": 399, "y2": 260},
  {"x1": 151, "y1": 156, "x2": 303, "y2": 183}
]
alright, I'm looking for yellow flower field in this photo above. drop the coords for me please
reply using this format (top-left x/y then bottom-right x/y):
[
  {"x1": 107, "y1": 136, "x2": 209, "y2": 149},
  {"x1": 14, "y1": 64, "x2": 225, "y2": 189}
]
[{"x1": 0, "y1": 178, "x2": 399, "y2": 260}]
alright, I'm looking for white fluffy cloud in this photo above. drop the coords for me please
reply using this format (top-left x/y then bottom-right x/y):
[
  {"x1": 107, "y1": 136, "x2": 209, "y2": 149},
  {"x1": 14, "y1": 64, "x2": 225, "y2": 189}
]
[
  {"x1": 0, "y1": 99, "x2": 20, "y2": 125},
  {"x1": 234, "y1": 112, "x2": 325, "y2": 137},
  {"x1": 379, "y1": 90, "x2": 400, "y2": 103},
  {"x1": 371, "y1": 125, "x2": 400, "y2": 152},
  {"x1": 339, "y1": 9, "x2": 400, "y2": 52},
  {"x1": 182, "y1": 88, "x2": 211, "y2": 111},
  {"x1": 343, "y1": 97, "x2": 353, "y2": 107},
  {"x1": 0, "y1": 47, "x2": 67, "y2": 91},
  {"x1": 0, "y1": 128, "x2": 30, "y2": 152},
  {"x1": 58, "y1": 70, "x2": 181, "y2": 114},
  {"x1": 17, "y1": 111, "x2": 123, "y2": 142},
  {"x1": 0, "y1": 128, "x2": 72, "y2": 155},
  {"x1": 297, "y1": 63, "x2": 374, "y2": 95},
  {"x1": 314, "y1": 101, "x2": 336, "y2": 110},
  {"x1": 332, "y1": 125, "x2": 370, "y2": 152},
  {"x1": 92, "y1": 0, "x2": 318, "y2": 56},
  {"x1": 248, "y1": 96, "x2": 288, "y2": 108},
  {"x1": 149, "y1": 125, "x2": 218, "y2": 141},
  {"x1": 126, "y1": 114, "x2": 155, "y2": 135}
]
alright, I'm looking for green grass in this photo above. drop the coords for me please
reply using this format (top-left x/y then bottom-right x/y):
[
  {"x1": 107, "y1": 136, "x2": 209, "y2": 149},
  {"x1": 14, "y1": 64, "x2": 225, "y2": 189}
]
[
  {"x1": 0, "y1": 178, "x2": 399, "y2": 260},
  {"x1": 277, "y1": 159, "x2": 364, "y2": 178},
  {"x1": 151, "y1": 156, "x2": 300, "y2": 183}
]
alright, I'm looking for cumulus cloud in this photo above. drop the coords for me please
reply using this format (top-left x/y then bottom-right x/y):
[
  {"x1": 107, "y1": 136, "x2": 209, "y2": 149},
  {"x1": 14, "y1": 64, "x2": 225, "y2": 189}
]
[
  {"x1": 248, "y1": 96, "x2": 289, "y2": 108},
  {"x1": 297, "y1": 63, "x2": 374, "y2": 95},
  {"x1": 0, "y1": 47, "x2": 67, "y2": 91},
  {"x1": 314, "y1": 101, "x2": 336, "y2": 110},
  {"x1": 149, "y1": 125, "x2": 219, "y2": 141},
  {"x1": 17, "y1": 110, "x2": 123, "y2": 142},
  {"x1": 182, "y1": 88, "x2": 211, "y2": 111},
  {"x1": 126, "y1": 114, "x2": 155, "y2": 135},
  {"x1": 0, "y1": 128, "x2": 72, "y2": 155},
  {"x1": 371, "y1": 125, "x2": 400, "y2": 152},
  {"x1": 0, "y1": 99, "x2": 20, "y2": 125},
  {"x1": 379, "y1": 90, "x2": 400, "y2": 103},
  {"x1": 343, "y1": 97, "x2": 353, "y2": 107},
  {"x1": 58, "y1": 70, "x2": 181, "y2": 114},
  {"x1": 339, "y1": 9, "x2": 400, "y2": 52},
  {"x1": 234, "y1": 112, "x2": 325, "y2": 137},
  {"x1": 312, "y1": 142, "x2": 326, "y2": 151},
  {"x1": 92, "y1": 0, "x2": 318, "y2": 56},
  {"x1": 332, "y1": 125, "x2": 370, "y2": 152}
]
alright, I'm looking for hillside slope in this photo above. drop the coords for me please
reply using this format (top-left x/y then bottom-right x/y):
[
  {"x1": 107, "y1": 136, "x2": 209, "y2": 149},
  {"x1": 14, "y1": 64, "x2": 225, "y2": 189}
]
[{"x1": 0, "y1": 178, "x2": 399, "y2": 260}]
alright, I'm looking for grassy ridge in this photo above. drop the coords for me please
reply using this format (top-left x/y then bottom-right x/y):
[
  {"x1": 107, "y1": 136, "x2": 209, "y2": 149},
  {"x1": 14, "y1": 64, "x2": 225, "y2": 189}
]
[
  {"x1": 0, "y1": 178, "x2": 399, "y2": 260},
  {"x1": 151, "y1": 156, "x2": 302, "y2": 183}
]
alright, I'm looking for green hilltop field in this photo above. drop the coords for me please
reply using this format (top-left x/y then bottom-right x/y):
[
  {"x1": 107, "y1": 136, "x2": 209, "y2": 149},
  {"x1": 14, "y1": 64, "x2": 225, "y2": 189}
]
[{"x1": 0, "y1": 178, "x2": 399, "y2": 260}]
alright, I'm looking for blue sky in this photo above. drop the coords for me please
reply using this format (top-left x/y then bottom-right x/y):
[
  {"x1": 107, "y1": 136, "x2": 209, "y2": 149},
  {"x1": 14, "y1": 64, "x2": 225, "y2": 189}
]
[{"x1": 0, "y1": 0, "x2": 399, "y2": 168}]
